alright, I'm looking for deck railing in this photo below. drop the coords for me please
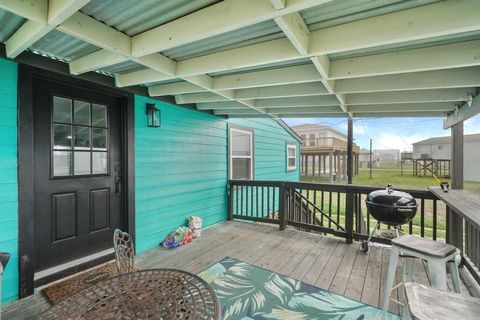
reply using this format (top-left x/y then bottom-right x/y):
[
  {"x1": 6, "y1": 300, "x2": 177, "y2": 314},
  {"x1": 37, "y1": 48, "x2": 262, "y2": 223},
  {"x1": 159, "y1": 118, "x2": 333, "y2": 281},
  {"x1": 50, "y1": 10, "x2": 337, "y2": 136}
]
[{"x1": 227, "y1": 180, "x2": 480, "y2": 285}]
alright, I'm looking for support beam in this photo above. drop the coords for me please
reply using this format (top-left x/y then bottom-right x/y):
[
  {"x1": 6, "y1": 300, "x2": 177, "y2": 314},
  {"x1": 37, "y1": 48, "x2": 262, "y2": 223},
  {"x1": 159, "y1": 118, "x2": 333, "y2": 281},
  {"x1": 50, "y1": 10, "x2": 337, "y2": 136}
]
[
  {"x1": 213, "y1": 64, "x2": 321, "y2": 90},
  {"x1": 5, "y1": 0, "x2": 91, "y2": 58},
  {"x1": 148, "y1": 67, "x2": 480, "y2": 97},
  {"x1": 70, "y1": 50, "x2": 126, "y2": 75},
  {"x1": 235, "y1": 82, "x2": 329, "y2": 100},
  {"x1": 148, "y1": 81, "x2": 206, "y2": 96},
  {"x1": 270, "y1": 0, "x2": 286, "y2": 9},
  {"x1": 347, "y1": 88, "x2": 475, "y2": 105},
  {"x1": 352, "y1": 111, "x2": 445, "y2": 118},
  {"x1": 451, "y1": 122, "x2": 464, "y2": 190},
  {"x1": 335, "y1": 67, "x2": 480, "y2": 94},
  {"x1": 263, "y1": 106, "x2": 343, "y2": 114},
  {"x1": 0, "y1": 0, "x2": 47, "y2": 23},
  {"x1": 329, "y1": 40, "x2": 480, "y2": 80},
  {"x1": 274, "y1": 12, "x2": 310, "y2": 55},
  {"x1": 444, "y1": 93, "x2": 480, "y2": 129},
  {"x1": 348, "y1": 102, "x2": 455, "y2": 113},
  {"x1": 175, "y1": 92, "x2": 230, "y2": 104},
  {"x1": 347, "y1": 118, "x2": 353, "y2": 184},
  {"x1": 115, "y1": 69, "x2": 173, "y2": 88},
  {"x1": 255, "y1": 95, "x2": 340, "y2": 107},
  {"x1": 196, "y1": 101, "x2": 254, "y2": 111},
  {"x1": 447, "y1": 121, "x2": 464, "y2": 252},
  {"x1": 58, "y1": 12, "x2": 131, "y2": 56}
]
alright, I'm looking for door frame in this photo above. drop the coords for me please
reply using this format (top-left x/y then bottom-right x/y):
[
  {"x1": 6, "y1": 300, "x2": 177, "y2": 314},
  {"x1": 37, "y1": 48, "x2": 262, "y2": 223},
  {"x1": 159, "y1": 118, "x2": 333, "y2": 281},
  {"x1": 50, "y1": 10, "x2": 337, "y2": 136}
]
[{"x1": 17, "y1": 64, "x2": 135, "y2": 298}]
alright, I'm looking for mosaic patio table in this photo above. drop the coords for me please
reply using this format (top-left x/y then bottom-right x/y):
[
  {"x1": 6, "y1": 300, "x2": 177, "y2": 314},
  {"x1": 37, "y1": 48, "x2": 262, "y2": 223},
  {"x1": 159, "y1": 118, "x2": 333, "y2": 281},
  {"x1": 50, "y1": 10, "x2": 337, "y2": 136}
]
[{"x1": 38, "y1": 269, "x2": 221, "y2": 320}]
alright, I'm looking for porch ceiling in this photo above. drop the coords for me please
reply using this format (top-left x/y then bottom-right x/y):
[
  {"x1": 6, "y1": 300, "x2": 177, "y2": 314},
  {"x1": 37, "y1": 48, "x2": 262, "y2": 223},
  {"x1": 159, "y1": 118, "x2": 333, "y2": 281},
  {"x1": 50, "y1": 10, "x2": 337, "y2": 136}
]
[{"x1": 0, "y1": 0, "x2": 479, "y2": 119}]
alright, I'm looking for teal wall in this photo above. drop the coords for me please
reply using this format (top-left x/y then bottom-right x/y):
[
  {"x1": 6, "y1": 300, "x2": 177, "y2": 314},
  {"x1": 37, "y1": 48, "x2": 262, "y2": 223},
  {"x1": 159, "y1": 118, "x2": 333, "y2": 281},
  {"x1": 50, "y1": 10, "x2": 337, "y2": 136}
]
[
  {"x1": 0, "y1": 58, "x2": 18, "y2": 303},
  {"x1": 134, "y1": 96, "x2": 299, "y2": 254}
]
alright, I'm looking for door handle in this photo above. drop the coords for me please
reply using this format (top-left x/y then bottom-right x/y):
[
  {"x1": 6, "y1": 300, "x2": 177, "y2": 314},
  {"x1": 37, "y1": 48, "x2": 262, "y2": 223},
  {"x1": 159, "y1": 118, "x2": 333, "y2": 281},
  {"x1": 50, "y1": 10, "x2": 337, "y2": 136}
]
[{"x1": 115, "y1": 177, "x2": 121, "y2": 197}]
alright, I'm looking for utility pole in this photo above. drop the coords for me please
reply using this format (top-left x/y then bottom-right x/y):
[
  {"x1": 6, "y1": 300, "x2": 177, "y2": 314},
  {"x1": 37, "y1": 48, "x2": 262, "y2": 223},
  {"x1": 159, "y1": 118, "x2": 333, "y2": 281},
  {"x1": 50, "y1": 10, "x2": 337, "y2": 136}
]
[{"x1": 369, "y1": 139, "x2": 373, "y2": 179}]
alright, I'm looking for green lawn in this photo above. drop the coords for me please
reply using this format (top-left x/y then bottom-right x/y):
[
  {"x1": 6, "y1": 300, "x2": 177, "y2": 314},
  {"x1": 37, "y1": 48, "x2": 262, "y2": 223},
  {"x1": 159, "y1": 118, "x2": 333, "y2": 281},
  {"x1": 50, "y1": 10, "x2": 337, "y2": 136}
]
[
  {"x1": 303, "y1": 168, "x2": 480, "y2": 194},
  {"x1": 300, "y1": 168, "x2": 480, "y2": 241}
]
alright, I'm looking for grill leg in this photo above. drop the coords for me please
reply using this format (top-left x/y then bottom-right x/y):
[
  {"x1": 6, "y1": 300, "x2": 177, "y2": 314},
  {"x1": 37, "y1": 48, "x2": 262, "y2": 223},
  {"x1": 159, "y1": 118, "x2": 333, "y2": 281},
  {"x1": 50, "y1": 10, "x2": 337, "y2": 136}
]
[{"x1": 367, "y1": 221, "x2": 379, "y2": 243}]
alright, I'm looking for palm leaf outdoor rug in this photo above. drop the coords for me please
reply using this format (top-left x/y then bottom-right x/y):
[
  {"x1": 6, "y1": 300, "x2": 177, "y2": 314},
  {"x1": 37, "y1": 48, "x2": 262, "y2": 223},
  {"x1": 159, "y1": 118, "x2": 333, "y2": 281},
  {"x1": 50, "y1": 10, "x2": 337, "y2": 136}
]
[{"x1": 198, "y1": 257, "x2": 400, "y2": 320}]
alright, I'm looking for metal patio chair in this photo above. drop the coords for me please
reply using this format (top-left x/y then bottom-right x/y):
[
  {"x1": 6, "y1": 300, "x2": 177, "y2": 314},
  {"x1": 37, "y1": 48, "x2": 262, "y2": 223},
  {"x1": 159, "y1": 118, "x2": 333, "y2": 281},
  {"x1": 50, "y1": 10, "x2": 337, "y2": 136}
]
[{"x1": 113, "y1": 229, "x2": 138, "y2": 274}]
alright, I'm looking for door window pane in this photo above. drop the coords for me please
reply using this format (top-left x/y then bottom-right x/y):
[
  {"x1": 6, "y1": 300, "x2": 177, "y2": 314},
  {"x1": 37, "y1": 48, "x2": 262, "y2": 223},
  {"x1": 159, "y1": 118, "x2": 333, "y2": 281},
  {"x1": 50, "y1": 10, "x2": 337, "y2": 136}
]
[
  {"x1": 92, "y1": 128, "x2": 107, "y2": 150},
  {"x1": 74, "y1": 126, "x2": 90, "y2": 150},
  {"x1": 53, "y1": 151, "x2": 72, "y2": 176},
  {"x1": 53, "y1": 97, "x2": 72, "y2": 123},
  {"x1": 74, "y1": 152, "x2": 91, "y2": 175},
  {"x1": 92, "y1": 104, "x2": 107, "y2": 127},
  {"x1": 53, "y1": 124, "x2": 72, "y2": 149},
  {"x1": 92, "y1": 152, "x2": 108, "y2": 174},
  {"x1": 74, "y1": 100, "x2": 90, "y2": 125},
  {"x1": 52, "y1": 96, "x2": 108, "y2": 177}
]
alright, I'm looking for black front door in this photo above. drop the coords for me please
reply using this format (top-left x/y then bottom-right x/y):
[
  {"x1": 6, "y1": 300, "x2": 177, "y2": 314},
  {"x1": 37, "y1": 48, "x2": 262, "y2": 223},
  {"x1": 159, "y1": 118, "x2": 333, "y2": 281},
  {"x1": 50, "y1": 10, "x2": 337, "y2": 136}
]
[{"x1": 33, "y1": 79, "x2": 124, "y2": 272}]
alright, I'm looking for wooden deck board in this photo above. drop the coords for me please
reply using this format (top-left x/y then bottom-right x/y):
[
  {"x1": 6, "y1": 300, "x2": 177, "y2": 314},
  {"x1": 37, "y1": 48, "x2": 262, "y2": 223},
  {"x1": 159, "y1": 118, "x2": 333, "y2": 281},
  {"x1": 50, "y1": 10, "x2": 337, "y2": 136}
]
[{"x1": 2, "y1": 220, "x2": 474, "y2": 319}]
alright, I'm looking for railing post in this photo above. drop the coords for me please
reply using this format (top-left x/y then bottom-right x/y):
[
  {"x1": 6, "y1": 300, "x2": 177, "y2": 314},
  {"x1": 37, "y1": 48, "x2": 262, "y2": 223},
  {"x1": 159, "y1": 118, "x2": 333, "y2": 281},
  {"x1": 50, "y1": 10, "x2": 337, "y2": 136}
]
[
  {"x1": 345, "y1": 187, "x2": 354, "y2": 244},
  {"x1": 279, "y1": 182, "x2": 287, "y2": 230},
  {"x1": 227, "y1": 182, "x2": 233, "y2": 221}
]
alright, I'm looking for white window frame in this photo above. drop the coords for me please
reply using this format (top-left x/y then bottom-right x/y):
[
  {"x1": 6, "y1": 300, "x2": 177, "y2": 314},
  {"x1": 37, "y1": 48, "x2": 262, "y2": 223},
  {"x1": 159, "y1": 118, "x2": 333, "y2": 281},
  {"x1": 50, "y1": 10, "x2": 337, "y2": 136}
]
[
  {"x1": 229, "y1": 127, "x2": 254, "y2": 180},
  {"x1": 286, "y1": 143, "x2": 297, "y2": 172}
]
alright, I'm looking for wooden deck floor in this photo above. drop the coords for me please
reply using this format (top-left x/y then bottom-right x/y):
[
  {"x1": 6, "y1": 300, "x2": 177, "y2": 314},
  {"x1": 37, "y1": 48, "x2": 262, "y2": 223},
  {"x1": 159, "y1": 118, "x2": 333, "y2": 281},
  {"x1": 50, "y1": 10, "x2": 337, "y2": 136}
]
[{"x1": 2, "y1": 220, "x2": 473, "y2": 319}]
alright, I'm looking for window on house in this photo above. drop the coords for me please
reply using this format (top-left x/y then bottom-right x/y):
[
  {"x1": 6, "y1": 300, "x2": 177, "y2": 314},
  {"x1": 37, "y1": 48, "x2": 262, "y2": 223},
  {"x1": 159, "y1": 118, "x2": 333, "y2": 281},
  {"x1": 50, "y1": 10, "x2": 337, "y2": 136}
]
[
  {"x1": 286, "y1": 144, "x2": 297, "y2": 171},
  {"x1": 229, "y1": 127, "x2": 253, "y2": 180},
  {"x1": 309, "y1": 133, "x2": 315, "y2": 146}
]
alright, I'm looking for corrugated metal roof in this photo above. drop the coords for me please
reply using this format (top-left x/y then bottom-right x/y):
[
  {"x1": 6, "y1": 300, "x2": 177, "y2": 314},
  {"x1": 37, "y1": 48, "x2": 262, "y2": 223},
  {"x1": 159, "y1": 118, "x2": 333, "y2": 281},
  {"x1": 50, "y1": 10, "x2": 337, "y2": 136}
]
[
  {"x1": 30, "y1": 29, "x2": 99, "y2": 62},
  {"x1": 101, "y1": 60, "x2": 146, "y2": 75},
  {"x1": 302, "y1": 0, "x2": 440, "y2": 31},
  {"x1": 163, "y1": 20, "x2": 282, "y2": 61},
  {"x1": 0, "y1": 8, "x2": 25, "y2": 42},
  {"x1": 81, "y1": 0, "x2": 220, "y2": 36},
  {"x1": 329, "y1": 30, "x2": 480, "y2": 60}
]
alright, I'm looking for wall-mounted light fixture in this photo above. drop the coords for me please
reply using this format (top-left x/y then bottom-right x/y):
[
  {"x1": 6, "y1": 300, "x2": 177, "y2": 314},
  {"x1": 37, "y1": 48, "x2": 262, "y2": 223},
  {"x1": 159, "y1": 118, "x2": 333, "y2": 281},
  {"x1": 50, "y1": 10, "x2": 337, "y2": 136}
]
[{"x1": 146, "y1": 103, "x2": 161, "y2": 127}]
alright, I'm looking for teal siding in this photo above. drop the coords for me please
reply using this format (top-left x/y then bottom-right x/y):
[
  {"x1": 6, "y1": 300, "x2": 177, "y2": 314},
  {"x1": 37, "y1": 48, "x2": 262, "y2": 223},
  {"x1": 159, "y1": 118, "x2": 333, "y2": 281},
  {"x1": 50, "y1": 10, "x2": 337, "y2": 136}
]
[
  {"x1": 0, "y1": 58, "x2": 18, "y2": 303},
  {"x1": 134, "y1": 96, "x2": 229, "y2": 253},
  {"x1": 135, "y1": 96, "x2": 299, "y2": 254}
]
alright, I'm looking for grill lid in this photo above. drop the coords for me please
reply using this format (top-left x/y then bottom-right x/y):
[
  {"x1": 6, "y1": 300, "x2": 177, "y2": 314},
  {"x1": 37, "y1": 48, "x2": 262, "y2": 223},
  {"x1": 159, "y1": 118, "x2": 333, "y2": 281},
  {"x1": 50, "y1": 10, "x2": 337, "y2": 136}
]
[{"x1": 366, "y1": 185, "x2": 416, "y2": 208}]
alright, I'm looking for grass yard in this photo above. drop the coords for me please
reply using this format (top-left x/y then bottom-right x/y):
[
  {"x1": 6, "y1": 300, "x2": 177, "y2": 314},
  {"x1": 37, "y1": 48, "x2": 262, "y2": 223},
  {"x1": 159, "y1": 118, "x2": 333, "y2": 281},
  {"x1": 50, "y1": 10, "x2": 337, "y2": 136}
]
[
  {"x1": 303, "y1": 167, "x2": 480, "y2": 194},
  {"x1": 300, "y1": 167, "x2": 480, "y2": 241}
]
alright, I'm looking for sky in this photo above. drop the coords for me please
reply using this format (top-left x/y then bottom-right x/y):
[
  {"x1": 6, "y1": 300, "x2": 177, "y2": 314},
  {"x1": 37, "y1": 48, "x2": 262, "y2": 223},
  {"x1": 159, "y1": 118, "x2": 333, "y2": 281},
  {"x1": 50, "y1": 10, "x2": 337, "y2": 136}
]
[{"x1": 283, "y1": 113, "x2": 480, "y2": 151}]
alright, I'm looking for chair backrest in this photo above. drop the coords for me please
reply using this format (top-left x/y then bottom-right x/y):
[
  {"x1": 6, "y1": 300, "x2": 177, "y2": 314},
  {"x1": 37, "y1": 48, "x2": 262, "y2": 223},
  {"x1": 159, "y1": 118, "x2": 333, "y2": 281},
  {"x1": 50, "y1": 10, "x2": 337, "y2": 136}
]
[{"x1": 113, "y1": 229, "x2": 135, "y2": 274}]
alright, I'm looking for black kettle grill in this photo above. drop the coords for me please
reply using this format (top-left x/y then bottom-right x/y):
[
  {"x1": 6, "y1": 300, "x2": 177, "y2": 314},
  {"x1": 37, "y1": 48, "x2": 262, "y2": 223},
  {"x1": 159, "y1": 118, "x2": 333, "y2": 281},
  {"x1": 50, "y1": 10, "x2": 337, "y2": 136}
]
[{"x1": 361, "y1": 185, "x2": 417, "y2": 252}]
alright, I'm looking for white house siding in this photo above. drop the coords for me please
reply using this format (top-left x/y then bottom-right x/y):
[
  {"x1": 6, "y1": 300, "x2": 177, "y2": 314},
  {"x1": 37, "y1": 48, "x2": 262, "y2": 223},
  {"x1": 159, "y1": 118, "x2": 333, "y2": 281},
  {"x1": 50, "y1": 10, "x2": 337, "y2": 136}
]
[{"x1": 412, "y1": 135, "x2": 480, "y2": 182}]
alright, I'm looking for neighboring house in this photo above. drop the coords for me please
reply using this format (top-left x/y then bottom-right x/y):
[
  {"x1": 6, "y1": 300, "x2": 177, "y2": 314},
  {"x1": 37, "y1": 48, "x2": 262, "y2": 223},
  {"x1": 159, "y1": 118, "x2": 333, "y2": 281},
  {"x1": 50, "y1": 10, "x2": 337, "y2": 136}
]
[
  {"x1": 0, "y1": 58, "x2": 301, "y2": 303},
  {"x1": 292, "y1": 124, "x2": 348, "y2": 146},
  {"x1": 374, "y1": 149, "x2": 401, "y2": 166},
  {"x1": 359, "y1": 148, "x2": 378, "y2": 168},
  {"x1": 292, "y1": 124, "x2": 360, "y2": 181},
  {"x1": 412, "y1": 134, "x2": 480, "y2": 182}
]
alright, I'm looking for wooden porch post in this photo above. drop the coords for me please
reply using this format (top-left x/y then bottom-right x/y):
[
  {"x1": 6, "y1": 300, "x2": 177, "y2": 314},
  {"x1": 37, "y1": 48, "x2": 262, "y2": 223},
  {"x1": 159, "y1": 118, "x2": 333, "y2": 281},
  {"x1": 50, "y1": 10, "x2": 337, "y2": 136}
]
[
  {"x1": 347, "y1": 118, "x2": 353, "y2": 184},
  {"x1": 448, "y1": 121, "x2": 464, "y2": 252}
]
